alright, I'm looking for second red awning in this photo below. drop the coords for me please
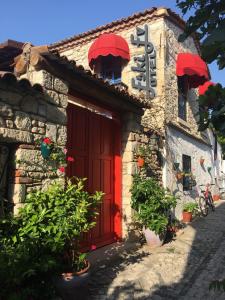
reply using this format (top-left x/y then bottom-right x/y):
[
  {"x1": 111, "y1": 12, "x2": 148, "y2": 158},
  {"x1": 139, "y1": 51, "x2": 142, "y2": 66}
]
[{"x1": 176, "y1": 53, "x2": 209, "y2": 88}]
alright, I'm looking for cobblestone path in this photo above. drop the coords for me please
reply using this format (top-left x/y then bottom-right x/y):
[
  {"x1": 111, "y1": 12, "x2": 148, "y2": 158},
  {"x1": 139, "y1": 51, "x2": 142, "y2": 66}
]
[{"x1": 85, "y1": 201, "x2": 225, "y2": 299}]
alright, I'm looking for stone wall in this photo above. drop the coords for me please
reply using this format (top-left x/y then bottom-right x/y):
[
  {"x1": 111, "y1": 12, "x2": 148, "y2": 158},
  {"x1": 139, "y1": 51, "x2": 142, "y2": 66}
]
[
  {"x1": 164, "y1": 20, "x2": 201, "y2": 137},
  {"x1": 121, "y1": 111, "x2": 163, "y2": 238},
  {"x1": 0, "y1": 72, "x2": 68, "y2": 213},
  {"x1": 61, "y1": 17, "x2": 167, "y2": 133}
]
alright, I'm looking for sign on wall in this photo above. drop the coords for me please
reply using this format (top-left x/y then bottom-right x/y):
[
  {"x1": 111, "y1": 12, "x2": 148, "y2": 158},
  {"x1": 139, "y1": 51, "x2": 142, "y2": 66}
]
[{"x1": 131, "y1": 24, "x2": 157, "y2": 99}]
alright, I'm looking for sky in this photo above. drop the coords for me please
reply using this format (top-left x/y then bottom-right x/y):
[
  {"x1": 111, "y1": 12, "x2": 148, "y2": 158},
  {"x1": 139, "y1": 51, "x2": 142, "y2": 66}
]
[{"x1": 0, "y1": 0, "x2": 223, "y2": 85}]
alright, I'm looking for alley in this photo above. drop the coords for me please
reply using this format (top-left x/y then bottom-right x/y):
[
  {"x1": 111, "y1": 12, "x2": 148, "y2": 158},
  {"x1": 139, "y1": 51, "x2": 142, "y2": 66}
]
[{"x1": 86, "y1": 201, "x2": 225, "y2": 300}]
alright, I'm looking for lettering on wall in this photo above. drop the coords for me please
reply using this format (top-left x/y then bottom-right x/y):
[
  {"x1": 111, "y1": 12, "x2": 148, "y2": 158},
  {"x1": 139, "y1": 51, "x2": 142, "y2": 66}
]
[{"x1": 130, "y1": 25, "x2": 157, "y2": 99}]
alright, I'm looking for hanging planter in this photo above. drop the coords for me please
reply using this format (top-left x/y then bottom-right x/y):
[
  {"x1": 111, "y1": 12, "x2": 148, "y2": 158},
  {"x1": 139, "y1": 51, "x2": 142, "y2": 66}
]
[
  {"x1": 199, "y1": 157, "x2": 205, "y2": 165},
  {"x1": 137, "y1": 157, "x2": 145, "y2": 168},
  {"x1": 173, "y1": 162, "x2": 180, "y2": 170},
  {"x1": 176, "y1": 172, "x2": 184, "y2": 181},
  {"x1": 41, "y1": 137, "x2": 53, "y2": 159}
]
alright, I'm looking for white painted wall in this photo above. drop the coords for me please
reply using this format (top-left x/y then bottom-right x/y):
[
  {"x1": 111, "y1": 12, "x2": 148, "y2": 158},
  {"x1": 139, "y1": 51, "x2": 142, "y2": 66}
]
[{"x1": 163, "y1": 126, "x2": 224, "y2": 219}]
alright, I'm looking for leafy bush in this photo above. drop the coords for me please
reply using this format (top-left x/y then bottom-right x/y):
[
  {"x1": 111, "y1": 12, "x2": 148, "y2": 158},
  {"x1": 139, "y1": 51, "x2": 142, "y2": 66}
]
[
  {"x1": 0, "y1": 178, "x2": 103, "y2": 300},
  {"x1": 183, "y1": 202, "x2": 198, "y2": 213},
  {"x1": 130, "y1": 174, "x2": 177, "y2": 235}
]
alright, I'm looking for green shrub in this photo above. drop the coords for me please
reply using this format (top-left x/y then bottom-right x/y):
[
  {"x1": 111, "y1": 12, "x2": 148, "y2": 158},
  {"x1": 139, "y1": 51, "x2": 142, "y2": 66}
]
[
  {"x1": 130, "y1": 174, "x2": 177, "y2": 235},
  {"x1": 0, "y1": 178, "x2": 103, "y2": 300}
]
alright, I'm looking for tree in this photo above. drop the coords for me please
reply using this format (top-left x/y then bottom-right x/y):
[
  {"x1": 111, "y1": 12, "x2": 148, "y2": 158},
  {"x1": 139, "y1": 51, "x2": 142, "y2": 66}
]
[
  {"x1": 176, "y1": 0, "x2": 225, "y2": 140},
  {"x1": 177, "y1": 0, "x2": 225, "y2": 68}
]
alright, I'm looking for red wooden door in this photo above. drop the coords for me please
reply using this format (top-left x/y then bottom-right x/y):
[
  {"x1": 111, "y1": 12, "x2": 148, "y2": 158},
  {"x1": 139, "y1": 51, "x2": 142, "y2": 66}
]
[{"x1": 67, "y1": 103, "x2": 121, "y2": 249}]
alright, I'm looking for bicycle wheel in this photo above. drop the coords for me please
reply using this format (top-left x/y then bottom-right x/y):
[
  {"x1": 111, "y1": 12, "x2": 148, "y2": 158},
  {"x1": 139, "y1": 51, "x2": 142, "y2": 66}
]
[
  {"x1": 208, "y1": 194, "x2": 215, "y2": 212},
  {"x1": 198, "y1": 196, "x2": 208, "y2": 216}
]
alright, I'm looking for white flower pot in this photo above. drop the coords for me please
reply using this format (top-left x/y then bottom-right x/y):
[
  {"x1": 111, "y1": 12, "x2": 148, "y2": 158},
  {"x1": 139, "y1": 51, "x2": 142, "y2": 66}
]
[{"x1": 143, "y1": 227, "x2": 165, "y2": 248}]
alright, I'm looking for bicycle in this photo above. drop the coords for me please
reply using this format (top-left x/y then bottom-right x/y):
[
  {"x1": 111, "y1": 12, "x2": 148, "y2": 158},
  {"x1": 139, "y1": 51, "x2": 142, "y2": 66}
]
[{"x1": 198, "y1": 184, "x2": 215, "y2": 216}]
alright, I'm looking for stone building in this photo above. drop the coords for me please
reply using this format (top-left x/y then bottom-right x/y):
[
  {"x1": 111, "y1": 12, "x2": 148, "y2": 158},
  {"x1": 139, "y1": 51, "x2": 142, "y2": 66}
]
[
  {"x1": 49, "y1": 7, "x2": 224, "y2": 222},
  {"x1": 0, "y1": 7, "x2": 224, "y2": 250}
]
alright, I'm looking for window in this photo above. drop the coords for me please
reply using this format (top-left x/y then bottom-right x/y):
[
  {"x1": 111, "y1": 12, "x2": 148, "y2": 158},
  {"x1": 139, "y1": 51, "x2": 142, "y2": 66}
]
[
  {"x1": 182, "y1": 154, "x2": 192, "y2": 191},
  {"x1": 94, "y1": 56, "x2": 122, "y2": 85},
  {"x1": 178, "y1": 76, "x2": 188, "y2": 121}
]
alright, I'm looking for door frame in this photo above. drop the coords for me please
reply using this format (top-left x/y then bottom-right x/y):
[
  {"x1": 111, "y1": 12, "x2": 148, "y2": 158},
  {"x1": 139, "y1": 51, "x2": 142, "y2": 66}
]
[{"x1": 67, "y1": 94, "x2": 122, "y2": 243}]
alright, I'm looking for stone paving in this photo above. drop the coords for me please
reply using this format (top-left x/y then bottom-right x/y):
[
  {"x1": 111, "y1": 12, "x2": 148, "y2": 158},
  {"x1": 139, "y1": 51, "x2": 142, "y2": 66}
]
[{"x1": 85, "y1": 201, "x2": 225, "y2": 299}]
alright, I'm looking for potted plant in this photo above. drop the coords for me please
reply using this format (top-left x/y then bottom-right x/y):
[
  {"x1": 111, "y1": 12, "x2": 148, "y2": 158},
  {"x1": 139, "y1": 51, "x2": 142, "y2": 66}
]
[
  {"x1": 135, "y1": 145, "x2": 151, "y2": 168},
  {"x1": 0, "y1": 178, "x2": 104, "y2": 300},
  {"x1": 176, "y1": 172, "x2": 184, "y2": 180},
  {"x1": 182, "y1": 202, "x2": 198, "y2": 223},
  {"x1": 173, "y1": 162, "x2": 180, "y2": 170},
  {"x1": 167, "y1": 218, "x2": 182, "y2": 234},
  {"x1": 130, "y1": 174, "x2": 177, "y2": 248},
  {"x1": 213, "y1": 194, "x2": 220, "y2": 201},
  {"x1": 40, "y1": 137, "x2": 53, "y2": 159}
]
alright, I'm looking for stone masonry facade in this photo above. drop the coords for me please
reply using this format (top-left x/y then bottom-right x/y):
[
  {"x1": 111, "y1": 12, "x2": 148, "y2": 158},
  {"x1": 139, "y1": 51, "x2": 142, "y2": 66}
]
[
  {"x1": 0, "y1": 71, "x2": 69, "y2": 213},
  {"x1": 57, "y1": 8, "x2": 208, "y2": 222}
]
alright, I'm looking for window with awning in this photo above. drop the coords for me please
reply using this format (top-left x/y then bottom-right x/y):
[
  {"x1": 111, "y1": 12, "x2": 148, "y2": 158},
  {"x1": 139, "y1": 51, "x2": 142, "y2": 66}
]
[
  {"x1": 88, "y1": 33, "x2": 130, "y2": 84},
  {"x1": 176, "y1": 53, "x2": 209, "y2": 89}
]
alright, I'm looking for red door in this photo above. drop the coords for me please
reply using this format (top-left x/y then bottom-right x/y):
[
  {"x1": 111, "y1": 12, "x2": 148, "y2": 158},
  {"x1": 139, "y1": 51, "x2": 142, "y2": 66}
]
[{"x1": 67, "y1": 102, "x2": 121, "y2": 249}]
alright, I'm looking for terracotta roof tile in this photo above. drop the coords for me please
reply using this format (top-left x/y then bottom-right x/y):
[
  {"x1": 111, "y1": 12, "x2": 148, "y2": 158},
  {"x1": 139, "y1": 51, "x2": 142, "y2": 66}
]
[{"x1": 49, "y1": 7, "x2": 200, "y2": 52}]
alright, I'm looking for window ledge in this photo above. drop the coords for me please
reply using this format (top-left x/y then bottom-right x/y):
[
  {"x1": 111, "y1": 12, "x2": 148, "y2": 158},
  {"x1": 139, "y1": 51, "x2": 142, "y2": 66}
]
[{"x1": 177, "y1": 117, "x2": 190, "y2": 129}]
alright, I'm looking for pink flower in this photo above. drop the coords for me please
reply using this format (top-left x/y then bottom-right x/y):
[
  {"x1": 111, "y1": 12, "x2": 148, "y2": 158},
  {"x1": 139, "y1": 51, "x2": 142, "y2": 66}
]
[
  {"x1": 67, "y1": 156, "x2": 74, "y2": 162},
  {"x1": 90, "y1": 245, "x2": 97, "y2": 251},
  {"x1": 58, "y1": 166, "x2": 65, "y2": 173},
  {"x1": 63, "y1": 148, "x2": 68, "y2": 154},
  {"x1": 43, "y1": 137, "x2": 52, "y2": 145}
]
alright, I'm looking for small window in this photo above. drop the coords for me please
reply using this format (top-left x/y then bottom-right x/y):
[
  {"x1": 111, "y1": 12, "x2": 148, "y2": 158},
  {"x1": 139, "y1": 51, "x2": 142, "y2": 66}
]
[
  {"x1": 178, "y1": 76, "x2": 188, "y2": 121},
  {"x1": 182, "y1": 154, "x2": 192, "y2": 191},
  {"x1": 94, "y1": 56, "x2": 122, "y2": 85}
]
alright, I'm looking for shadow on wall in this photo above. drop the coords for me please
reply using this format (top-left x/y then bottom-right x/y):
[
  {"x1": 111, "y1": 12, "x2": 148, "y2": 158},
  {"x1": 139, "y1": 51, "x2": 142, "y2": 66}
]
[{"x1": 85, "y1": 202, "x2": 225, "y2": 299}]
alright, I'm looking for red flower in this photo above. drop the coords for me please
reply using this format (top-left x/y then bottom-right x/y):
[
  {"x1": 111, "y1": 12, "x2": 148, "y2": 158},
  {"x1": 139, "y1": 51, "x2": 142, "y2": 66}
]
[
  {"x1": 63, "y1": 148, "x2": 67, "y2": 154},
  {"x1": 43, "y1": 137, "x2": 52, "y2": 145},
  {"x1": 67, "y1": 156, "x2": 74, "y2": 162},
  {"x1": 58, "y1": 166, "x2": 65, "y2": 173}
]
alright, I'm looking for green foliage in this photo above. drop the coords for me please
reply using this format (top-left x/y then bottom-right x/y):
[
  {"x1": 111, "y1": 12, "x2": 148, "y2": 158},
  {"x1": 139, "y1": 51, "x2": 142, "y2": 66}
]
[
  {"x1": 134, "y1": 144, "x2": 151, "y2": 158},
  {"x1": 183, "y1": 202, "x2": 198, "y2": 213},
  {"x1": 177, "y1": 0, "x2": 225, "y2": 68},
  {"x1": 0, "y1": 178, "x2": 103, "y2": 300},
  {"x1": 177, "y1": 1, "x2": 225, "y2": 140},
  {"x1": 130, "y1": 174, "x2": 177, "y2": 235}
]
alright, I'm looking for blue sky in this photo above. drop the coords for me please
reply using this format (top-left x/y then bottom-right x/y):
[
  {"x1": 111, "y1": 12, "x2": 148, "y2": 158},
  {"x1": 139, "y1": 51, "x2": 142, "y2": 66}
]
[{"x1": 0, "y1": 0, "x2": 223, "y2": 85}]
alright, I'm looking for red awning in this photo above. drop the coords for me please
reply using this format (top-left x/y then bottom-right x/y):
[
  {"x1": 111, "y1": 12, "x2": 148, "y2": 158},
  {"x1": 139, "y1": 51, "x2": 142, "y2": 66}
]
[
  {"x1": 198, "y1": 81, "x2": 214, "y2": 95},
  {"x1": 176, "y1": 53, "x2": 209, "y2": 88},
  {"x1": 88, "y1": 33, "x2": 130, "y2": 68}
]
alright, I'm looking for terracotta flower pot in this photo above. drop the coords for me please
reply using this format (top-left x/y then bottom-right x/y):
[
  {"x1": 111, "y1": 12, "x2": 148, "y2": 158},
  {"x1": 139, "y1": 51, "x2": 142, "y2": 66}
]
[
  {"x1": 213, "y1": 194, "x2": 220, "y2": 201},
  {"x1": 137, "y1": 157, "x2": 145, "y2": 167},
  {"x1": 182, "y1": 211, "x2": 192, "y2": 223},
  {"x1": 176, "y1": 173, "x2": 183, "y2": 180},
  {"x1": 200, "y1": 158, "x2": 205, "y2": 165}
]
